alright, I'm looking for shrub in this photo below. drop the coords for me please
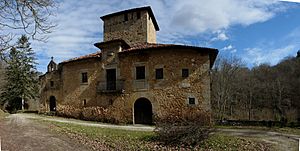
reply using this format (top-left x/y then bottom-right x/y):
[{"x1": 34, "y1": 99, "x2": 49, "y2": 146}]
[
  {"x1": 154, "y1": 108, "x2": 213, "y2": 146},
  {"x1": 56, "y1": 105, "x2": 82, "y2": 119},
  {"x1": 56, "y1": 105, "x2": 118, "y2": 124}
]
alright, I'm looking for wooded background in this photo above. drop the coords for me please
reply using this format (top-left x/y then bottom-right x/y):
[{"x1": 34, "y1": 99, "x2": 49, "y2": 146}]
[{"x1": 212, "y1": 52, "x2": 300, "y2": 122}]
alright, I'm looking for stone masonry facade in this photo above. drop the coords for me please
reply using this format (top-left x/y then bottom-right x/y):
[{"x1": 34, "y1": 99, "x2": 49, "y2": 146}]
[{"x1": 39, "y1": 6, "x2": 218, "y2": 124}]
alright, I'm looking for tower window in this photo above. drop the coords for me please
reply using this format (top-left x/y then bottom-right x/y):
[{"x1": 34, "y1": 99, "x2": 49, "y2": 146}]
[
  {"x1": 50, "y1": 64, "x2": 54, "y2": 71},
  {"x1": 124, "y1": 13, "x2": 128, "y2": 21},
  {"x1": 137, "y1": 11, "x2": 141, "y2": 19},
  {"x1": 182, "y1": 69, "x2": 189, "y2": 77},
  {"x1": 136, "y1": 66, "x2": 145, "y2": 80},
  {"x1": 188, "y1": 97, "x2": 196, "y2": 105},
  {"x1": 83, "y1": 99, "x2": 87, "y2": 106},
  {"x1": 155, "y1": 68, "x2": 163, "y2": 79},
  {"x1": 50, "y1": 81, "x2": 54, "y2": 87},
  {"x1": 81, "y1": 72, "x2": 88, "y2": 83}
]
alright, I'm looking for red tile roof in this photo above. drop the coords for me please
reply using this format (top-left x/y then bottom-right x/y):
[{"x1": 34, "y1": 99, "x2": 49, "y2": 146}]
[
  {"x1": 122, "y1": 42, "x2": 217, "y2": 53},
  {"x1": 120, "y1": 43, "x2": 218, "y2": 68},
  {"x1": 94, "y1": 39, "x2": 130, "y2": 49},
  {"x1": 60, "y1": 42, "x2": 218, "y2": 68},
  {"x1": 61, "y1": 51, "x2": 101, "y2": 64}
]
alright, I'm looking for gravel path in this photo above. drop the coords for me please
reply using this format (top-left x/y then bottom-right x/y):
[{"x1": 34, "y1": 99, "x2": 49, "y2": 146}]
[
  {"x1": 0, "y1": 114, "x2": 91, "y2": 151},
  {"x1": 16, "y1": 113, "x2": 155, "y2": 131},
  {"x1": 217, "y1": 128, "x2": 300, "y2": 151}
]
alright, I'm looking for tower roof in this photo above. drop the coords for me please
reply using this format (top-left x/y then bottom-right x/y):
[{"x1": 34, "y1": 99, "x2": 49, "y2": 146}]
[{"x1": 100, "y1": 6, "x2": 159, "y2": 31}]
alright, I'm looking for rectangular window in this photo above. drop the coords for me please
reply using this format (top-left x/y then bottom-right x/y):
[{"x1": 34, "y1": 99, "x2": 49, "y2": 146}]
[
  {"x1": 81, "y1": 72, "x2": 88, "y2": 83},
  {"x1": 83, "y1": 99, "x2": 86, "y2": 106},
  {"x1": 137, "y1": 11, "x2": 141, "y2": 19},
  {"x1": 136, "y1": 66, "x2": 145, "y2": 80},
  {"x1": 155, "y1": 68, "x2": 163, "y2": 79},
  {"x1": 124, "y1": 13, "x2": 128, "y2": 21},
  {"x1": 50, "y1": 81, "x2": 54, "y2": 87},
  {"x1": 182, "y1": 69, "x2": 189, "y2": 77},
  {"x1": 188, "y1": 97, "x2": 196, "y2": 105}
]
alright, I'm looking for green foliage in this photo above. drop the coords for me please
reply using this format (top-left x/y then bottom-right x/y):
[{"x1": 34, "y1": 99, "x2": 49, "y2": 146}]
[{"x1": 0, "y1": 35, "x2": 39, "y2": 112}]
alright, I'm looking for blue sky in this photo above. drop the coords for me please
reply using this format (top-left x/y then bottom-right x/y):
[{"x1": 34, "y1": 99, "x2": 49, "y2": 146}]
[{"x1": 27, "y1": 0, "x2": 300, "y2": 73}]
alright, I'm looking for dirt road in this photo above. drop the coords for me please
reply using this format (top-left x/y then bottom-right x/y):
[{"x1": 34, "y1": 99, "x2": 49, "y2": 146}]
[
  {"x1": 0, "y1": 114, "x2": 91, "y2": 151},
  {"x1": 218, "y1": 128, "x2": 300, "y2": 151}
]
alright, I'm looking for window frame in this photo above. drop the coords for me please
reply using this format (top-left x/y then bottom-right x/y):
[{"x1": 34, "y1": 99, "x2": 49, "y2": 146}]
[
  {"x1": 182, "y1": 68, "x2": 189, "y2": 78},
  {"x1": 188, "y1": 97, "x2": 196, "y2": 105},
  {"x1": 124, "y1": 13, "x2": 128, "y2": 21},
  {"x1": 50, "y1": 81, "x2": 54, "y2": 87},
  {"x1": 81, "y1": 72, "x2": 88, "y2": 83},
  {"x1": 136, "y1": 66, "x2": 146, "y2": 80},
  {"x1": 137, "y1": 11, "x2": 141, "y2": 19},
  {"x1": 155, "y1": 68, "x2": 164, "y2": 79},
  {"x1": 83, "y1": 99, "x2": 87, "y2": 106}
]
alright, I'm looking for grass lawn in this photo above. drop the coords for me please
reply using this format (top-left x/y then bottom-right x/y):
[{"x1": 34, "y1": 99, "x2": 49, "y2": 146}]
[
  {"x1": 43, "y1": 121, "x2": 273, "y2": 151},
  {"x1": 0, "y1": 109, "x2": 7, "y2": 120}
]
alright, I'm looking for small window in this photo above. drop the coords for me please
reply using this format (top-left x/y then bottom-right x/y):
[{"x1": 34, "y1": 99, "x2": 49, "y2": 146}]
[
  {"x1": 188, "y1": 97, "x2": 196, "y2": 105},
  {"x1": 50, "y1": 64, "x2": 54, "y2": 71},
  {"x1": 155, "y1": 68, "x2": 163, "y2": 79},
  {"x1": 81, "y1": 72, "x2": 88, "y2": 83},
  {"x1": 124, "y1": 13, "x2": 128, "y2": 21},
  {"x1": 50, "y1": 81, "x2": 54, "y2": 87},
  {"x1": 182, "y1": 69, "x2": 189, "y2": 77},
  {"x1": 83, "y1": 99, "x2": 87, "y2": 106},
  {"x1": 136, "y1": 66, "x2": 145, "y2": 80},
  {"x1": 137, "y1": 11, "x2": 141, "y2": 19}
]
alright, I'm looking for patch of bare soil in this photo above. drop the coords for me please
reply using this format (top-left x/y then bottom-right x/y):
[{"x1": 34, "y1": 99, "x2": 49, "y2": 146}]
[
  {"x1": 0, "y1": 114, "x2": 91, "y2": 151},
  {"x1": 218, "y1": 128, "x2": 300, "y2": 151}
]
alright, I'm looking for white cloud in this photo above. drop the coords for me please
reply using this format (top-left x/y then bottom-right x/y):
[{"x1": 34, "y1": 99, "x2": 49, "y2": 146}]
[
  {"x1": 244, "y1": 44, "x2": 297, "y2": 66},
  {"x1": 280, "y1": 0, "x2": 300, "y2": 3},
  {"x1": 166, "y1": 0, "x2": 281, "y2": 35},
  {"x1": 210, "y1": 31, "x2": 229, "y2": 42},
  {"x1": 221, "y1": 44, "x2": 237, "y2": 53},
  {"x1": 222, "y1": 45, "x2": 233, "y2": 51},
  {"x1": 30, "y1": 0, "x2": 288, "y2": 72}
]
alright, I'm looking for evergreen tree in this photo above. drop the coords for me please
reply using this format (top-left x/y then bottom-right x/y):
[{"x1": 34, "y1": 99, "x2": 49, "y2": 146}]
[
  {"x1": 297, "y1": 50, "x2": 300, "y2": 58},
  {"x1": 0, "y1": 35, "x2": 39, "y2": 112}
]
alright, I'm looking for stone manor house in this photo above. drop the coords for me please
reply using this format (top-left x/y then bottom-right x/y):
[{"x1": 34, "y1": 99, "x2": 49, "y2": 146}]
[{"x1": 39, "y1": 6, "x2": 218, "y2": 124}]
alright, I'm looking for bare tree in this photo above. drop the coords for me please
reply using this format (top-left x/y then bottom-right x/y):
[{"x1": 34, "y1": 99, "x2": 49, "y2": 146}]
[
  {"x1": 211, "y1": 56, "x2": 243, "y2": 120},
  {"x1": 0, "y1": 0, "x2": 56, "y2": 52}
]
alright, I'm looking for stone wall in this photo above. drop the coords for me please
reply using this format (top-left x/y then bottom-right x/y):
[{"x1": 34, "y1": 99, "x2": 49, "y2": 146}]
[
  {"x1": 147, "y1": 15, "x2": 156, "y2": 43},
  {"x1": 112, "y1": 49, "x2": 211, "y2": 123},
  {"x1": 103, "y1": 10, "x2": 156, "y2": 45},
  {"x1": 39, "y1": 70, "x2": 62, "y2": 112},
  {"x1": 40, "y1": 48, "x2": 212, "y2": 124},
  {"x1": 61, "y1": 58, "x2": 101, "y2": 107}
]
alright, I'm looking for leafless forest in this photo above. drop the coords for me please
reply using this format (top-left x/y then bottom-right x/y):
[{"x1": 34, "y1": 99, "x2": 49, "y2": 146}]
[{"x1": 212, "y1": 52, "x2": 300, "y2": 123}]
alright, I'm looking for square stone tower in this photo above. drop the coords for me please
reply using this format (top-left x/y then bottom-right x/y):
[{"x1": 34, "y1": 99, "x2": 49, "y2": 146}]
[{"x1": 101, "y1": 6, "x2": 159, "y2": 46}]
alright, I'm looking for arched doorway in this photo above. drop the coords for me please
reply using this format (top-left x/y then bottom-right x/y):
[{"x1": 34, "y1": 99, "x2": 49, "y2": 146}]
[
  {"x1": 134, "y1": 98, "x2": 153, "y2": 124},
  {"x1": 49, "y1": 96, "x2": 56, "y2": 111}
]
